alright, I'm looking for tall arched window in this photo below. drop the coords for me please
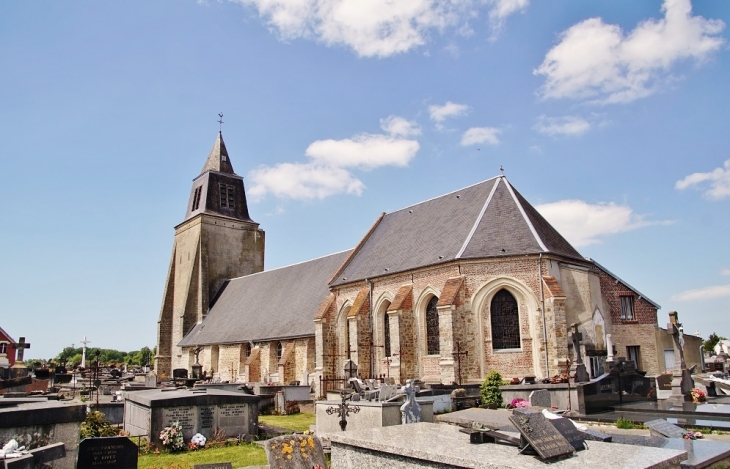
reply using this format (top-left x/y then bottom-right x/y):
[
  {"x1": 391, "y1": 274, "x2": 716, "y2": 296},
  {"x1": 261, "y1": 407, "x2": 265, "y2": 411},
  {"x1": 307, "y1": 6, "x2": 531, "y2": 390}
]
[
  {"x1": 384, "y1": 313, "x2": 391, "y2": 357},
  {"x1": 491, "y1": 289, "x2": 520, "y2": 350},
  {"x1": 276, "y1": 342, "x2": 283, "y2": 361},
  {"x1": 245, "y1": 342, "x2": 252, "y2": 358},
  {"x1": 426, "y1": 296, "x2": 440, "y2": 355}
]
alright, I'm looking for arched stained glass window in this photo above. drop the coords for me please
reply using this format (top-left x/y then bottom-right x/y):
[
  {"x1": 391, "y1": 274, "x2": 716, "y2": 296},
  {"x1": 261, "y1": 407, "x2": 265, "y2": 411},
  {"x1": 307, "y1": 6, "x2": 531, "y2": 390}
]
[
  {"x1": 426, "y1": 296, "x2": 440, "y2": 355},
  {"x1": 276, "y1": 342, "x2": 283, "y2": 360},
  {"x1": 384, "y1": 313, "x2": 391, "y2": 357},
  {"x1": 491, "y1": 289, "x2": 520, "y2": 350}
]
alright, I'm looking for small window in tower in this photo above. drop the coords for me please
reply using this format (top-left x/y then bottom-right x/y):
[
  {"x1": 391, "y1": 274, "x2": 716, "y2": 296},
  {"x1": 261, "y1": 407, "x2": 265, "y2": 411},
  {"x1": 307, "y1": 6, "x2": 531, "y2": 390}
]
[
  {"x1": 219, "y1": 183, "x2": 227, "y2": 208},
  {"x1": 227, "y1": 185, "x2": 235, "y2": 210},
  {"x1": 192, "y1": 186, "x2": 202, "y2": 211}
]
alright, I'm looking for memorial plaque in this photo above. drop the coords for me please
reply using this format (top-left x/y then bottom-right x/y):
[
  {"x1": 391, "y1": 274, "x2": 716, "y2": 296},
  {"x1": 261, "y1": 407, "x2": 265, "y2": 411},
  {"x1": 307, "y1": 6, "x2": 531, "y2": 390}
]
[
  {"x1": 199, "y1": 405, "x2": 215, "y2": 430},
  {"x1": 582, "y1": 429, "x2": 612, "y2": 442},
  {"x1": 219, "y1": 403, "x2": 247, "y2": 427},
  {"x1": 162, "y1": 406, "x2": 196, "y2": 433},
  {"x1": 509, "y1": 409, "x2": 574, "y2": 460},
  {"x1": 193, "y1": 464, "x2": 232, "y2": 469},
  {"x1": 657, "y1": 373, "x2": 673, "y2": 391},
  {"x1": 645, "y1": 419, "x2": 686, "y2": 439},
  {"x1": 548, "y1": 417, "x2": 586, "y2": 451},
  {"x1": 77, "y1": 437, "x2": 138, "y2": 469}
]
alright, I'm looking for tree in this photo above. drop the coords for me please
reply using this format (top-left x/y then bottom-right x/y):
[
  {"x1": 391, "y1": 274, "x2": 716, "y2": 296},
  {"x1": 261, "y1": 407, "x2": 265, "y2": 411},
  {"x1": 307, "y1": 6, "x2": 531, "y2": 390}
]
[
  {"x1": 704, "y1": 333, "x2": 728, "y2": 354},
  {"x1": 480, "y1": 370, "x2": 504, "y2": 408}
]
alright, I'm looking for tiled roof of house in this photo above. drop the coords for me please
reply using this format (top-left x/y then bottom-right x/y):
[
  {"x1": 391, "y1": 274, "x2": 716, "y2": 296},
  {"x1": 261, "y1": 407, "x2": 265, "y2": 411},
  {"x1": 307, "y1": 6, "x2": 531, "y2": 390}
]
[
  {"x1": 330, "y1": 176, "x2": 583, "y2": 286},
  {"x1": 179, "y1": 250, "x2": 352, "y2": 347}
]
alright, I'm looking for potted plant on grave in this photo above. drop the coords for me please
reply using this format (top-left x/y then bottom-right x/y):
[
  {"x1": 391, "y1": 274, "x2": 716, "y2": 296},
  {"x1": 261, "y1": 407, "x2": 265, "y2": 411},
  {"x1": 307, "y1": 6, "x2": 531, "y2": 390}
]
[{"x1": 480, "y1": 371, "x2": 504, "y2": 409}]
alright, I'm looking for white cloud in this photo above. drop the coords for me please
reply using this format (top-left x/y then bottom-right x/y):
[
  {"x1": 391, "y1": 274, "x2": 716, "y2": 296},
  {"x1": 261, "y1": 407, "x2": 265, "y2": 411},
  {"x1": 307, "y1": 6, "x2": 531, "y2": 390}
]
[
  {"x1": 534, "y1": 0, "x2": 725, "y2": 104},
  {"x1": 675, "y1": 159, "x2": 730, "y2": 200},
  {"x1": 248, "y1": 163, "x2": 365, "y2": 200},
  {"x1": 721, "y1": 268, "x2": 730, "y2": 276},
  {"x1": 535, "y1": 200, "x2": 672, "y2": 247},
  {"x1": 486, "y1": 0, "x2": 529, "y2": 38},
  {"x1": 305, "y1": 134, "x2": 419, "y2": 170},
  {"x1": 534, "y1": 115, "x2": 591, "y2": 136},
  {"x1": 461, "y1": 127, "x2": 501, "y2": 146},
  {"x1": 234, "y1": 0, "x2": 528, "y2": 57},
  {"x1": 671, "y1": 284, "x2": 730, "y2": 301},
  {"x1": 248, "y1": 118, "x2": 420, "y2": 200},
  {"x1": 380, "y1": 115, "x2": 421, "y2": 137},
  {"x1": 428, "y1": 101, "x2": 469, "y2": 123}
]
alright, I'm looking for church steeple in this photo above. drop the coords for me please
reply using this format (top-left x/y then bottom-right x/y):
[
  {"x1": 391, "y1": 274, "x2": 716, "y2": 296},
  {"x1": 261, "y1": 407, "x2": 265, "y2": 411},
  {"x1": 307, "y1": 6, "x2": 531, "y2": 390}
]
[
  {"x1": 183, "y1": 132, "x2": 254, "y2": 223},
  {"x1": 200, "y1": 132, "x2": 235, "y2": 175}
]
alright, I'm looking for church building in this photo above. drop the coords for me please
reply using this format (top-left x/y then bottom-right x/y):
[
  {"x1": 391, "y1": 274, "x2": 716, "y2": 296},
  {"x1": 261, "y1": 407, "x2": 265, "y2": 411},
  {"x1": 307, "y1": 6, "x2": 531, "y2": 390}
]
[{"x1": 155, "y1": 133, "x2": 665, "y2": 393}]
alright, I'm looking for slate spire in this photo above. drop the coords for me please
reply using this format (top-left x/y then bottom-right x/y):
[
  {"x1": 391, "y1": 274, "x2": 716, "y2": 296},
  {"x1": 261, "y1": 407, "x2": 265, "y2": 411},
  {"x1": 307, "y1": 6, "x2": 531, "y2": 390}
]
[{"x1": 200, "y1": 131, "x2": 235, "y2": 175}]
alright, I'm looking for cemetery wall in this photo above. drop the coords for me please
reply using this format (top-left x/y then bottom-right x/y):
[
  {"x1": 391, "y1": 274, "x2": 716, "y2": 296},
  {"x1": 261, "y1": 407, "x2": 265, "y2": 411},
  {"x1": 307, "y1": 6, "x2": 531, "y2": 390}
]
[{"x1": 655, "y1": 329, "x2": 703, "y2": 373}]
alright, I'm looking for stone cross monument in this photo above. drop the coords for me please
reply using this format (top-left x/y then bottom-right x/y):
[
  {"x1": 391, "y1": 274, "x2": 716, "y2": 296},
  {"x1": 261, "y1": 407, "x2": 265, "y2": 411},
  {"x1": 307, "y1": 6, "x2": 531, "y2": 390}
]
[
  {"x1": 80, "y1": 336, "x2": 91, "y2": 368},
  {"x1": 569, "y1": 324, "x2": 589, "y2": 383},
  {"x1": 667, "y1": 311, "x2": 693, "y2": 404}
]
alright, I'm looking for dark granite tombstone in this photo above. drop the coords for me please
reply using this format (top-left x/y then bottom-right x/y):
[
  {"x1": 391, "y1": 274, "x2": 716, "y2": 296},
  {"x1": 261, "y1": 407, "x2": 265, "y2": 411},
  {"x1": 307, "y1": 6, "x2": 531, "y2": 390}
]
[
  {"x1": 77, "y1": 436, "x2": 138, "y2": 469},
  {"x1": 645, "y1": 419, "x2": 687, "y2": 439},
  {"x1": 509, "y1": 409, "x2": 575, "y2": 460},
  {"x1": 548, "y1": 417, "x2": 587, "y2": 451},
  {"x1": 582, "y1": 361, "x2": 655, "y2": 414},
  {"x1": 657, "y1": 373, "x2": 673, "y2": 391},
  {"x1": 193, "y1": 464, "x2": 233, "y2": 469}
]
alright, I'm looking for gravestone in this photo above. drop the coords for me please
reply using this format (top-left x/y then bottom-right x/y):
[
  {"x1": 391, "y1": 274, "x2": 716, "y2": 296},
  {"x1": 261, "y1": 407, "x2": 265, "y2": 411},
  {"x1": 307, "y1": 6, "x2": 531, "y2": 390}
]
[
  {"x1": 667, "y1": 311, "x2": 694, "y2": 404},
  {"x1": 508, "y1": 409, "x2": 574, "y2": 460},
  {"x1": 568, "y1": 324, "x2": 590, "y2": 383},
  {"x1": 193, "y1": 464, "x2": 233, "y2": 469},
  {"x1": 548, "y1": 417, "x2": 586, "y2": 451},
  {"x1": 645, "y1": 419, "x2": 687, "y2": 439},
  {"x1": 264, "y1": 434, "x2": 328, "y2": 469},
  {"x1": 77, "y1": 436, "x2": 138, "y2": 469},
  {"x1": 528, "y1": 389, "x2": 550, "y2": 408},
  {"x1": 144, "y1": 371, "x2": 157, "y2": 388}
]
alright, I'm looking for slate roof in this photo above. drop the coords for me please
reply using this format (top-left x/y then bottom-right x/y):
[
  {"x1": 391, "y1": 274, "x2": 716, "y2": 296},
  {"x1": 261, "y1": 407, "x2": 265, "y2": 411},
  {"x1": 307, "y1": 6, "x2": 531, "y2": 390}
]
[
  {"x1": 200, "y1": 132, "x2": 235, "y2": 175},
  {"x1": 179, "y1": 250, "x2": 352, "y2": 347},
  {"x1": 330, "y1": 176, "x2": 583, "y2": 286}
]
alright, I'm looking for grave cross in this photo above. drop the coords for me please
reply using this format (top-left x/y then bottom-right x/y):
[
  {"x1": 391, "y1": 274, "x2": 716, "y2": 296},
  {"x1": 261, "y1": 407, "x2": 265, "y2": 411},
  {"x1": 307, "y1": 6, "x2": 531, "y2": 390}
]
[
  {"x1": 193, "y1": 346, "x2": 202, "y2": 365},
  {"x1": 569, "y1": 324, "x2": 583, "y2": 365},
  {"x1": 667, "y1": 311, "x2": 686, "y2": 370},
  {"x1": 80, "y1": 336, "x2": 91, "y2": 368},
  {"x1": 325, "y1": 389, "x2": 361, "y2": 431},
  {"x1": 13, "y1": 337, "x2": 31, "y2": 363},
  {"x1": 452, "y1": 341, "x2": 468, "y2": 385}
]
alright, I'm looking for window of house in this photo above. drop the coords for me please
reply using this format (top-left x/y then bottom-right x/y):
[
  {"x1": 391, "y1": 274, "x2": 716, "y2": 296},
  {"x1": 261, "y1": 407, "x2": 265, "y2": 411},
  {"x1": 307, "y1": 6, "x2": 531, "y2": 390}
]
[
  {"x1": 620, "y1": 295, "x2": 635, "y2": 320},
  {"x1": 627, "y1": 345, "x2": 640, "y2": 369},
  {"x1": 384, "y1": 313, "x2": 391, "y2": 357},
  {"x1": 491, "y1": 289, "x2": 521, "y2": 350},
  {"x1": 0, "y1": 343, "x2": 7, "y2": 354},
  {"x1": 426, "y1": 296, "x2": 440, "y2": 355},
  {"x1": 191, "y1": 186, "x2": 202, "y2": 211},
  {"x1": 276, "y1": 342, "x2": 283, "y2": 361}
]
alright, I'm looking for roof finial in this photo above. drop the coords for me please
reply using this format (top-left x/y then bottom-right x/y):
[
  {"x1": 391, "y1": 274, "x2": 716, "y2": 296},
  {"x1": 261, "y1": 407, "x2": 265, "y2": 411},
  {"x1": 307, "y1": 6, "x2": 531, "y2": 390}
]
[
  {"x1": 218, "y1": 112, "x2": 224, "y2": 132},
  {"x1": 499, "y1": 165, "x2": 504, "y2": 176}
]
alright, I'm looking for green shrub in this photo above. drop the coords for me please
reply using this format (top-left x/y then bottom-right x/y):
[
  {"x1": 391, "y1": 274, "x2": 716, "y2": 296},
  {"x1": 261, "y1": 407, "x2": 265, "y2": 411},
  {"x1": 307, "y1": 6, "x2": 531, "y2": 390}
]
[
  {"x1": 480, "y1": 371, "x2": 503, "y2": 408},
  {"x1": 616, "y1": 417, "x2": 637, "y2": 429},
  {"x1": 80, "y1": 411, "x2": 119, "y2": 438}
]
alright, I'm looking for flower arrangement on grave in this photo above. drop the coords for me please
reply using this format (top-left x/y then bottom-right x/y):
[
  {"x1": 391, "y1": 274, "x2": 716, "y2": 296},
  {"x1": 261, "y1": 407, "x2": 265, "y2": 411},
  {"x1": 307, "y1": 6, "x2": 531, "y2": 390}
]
[
  {"x1": 691, "y1": 388, "x2": 707, "y2": 403},
  {"x1": 188, "y1": 433, "x2": 206, "y2": 450},
  {"x1": 507, "y1": 398, "x2": 530, "y2": 409},
  {"x1": 159, "y1": 421, "x2": 185, "y2": 452},
  {"x1": 683, "y1": 430, "x2": 704, "y2": 440}
]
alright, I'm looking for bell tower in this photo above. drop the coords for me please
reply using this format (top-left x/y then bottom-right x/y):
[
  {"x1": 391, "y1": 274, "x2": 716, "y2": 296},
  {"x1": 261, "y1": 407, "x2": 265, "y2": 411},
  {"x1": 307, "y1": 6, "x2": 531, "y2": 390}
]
[{"x1": 155, "y1": 132, "x2": 265, "y2": 378}]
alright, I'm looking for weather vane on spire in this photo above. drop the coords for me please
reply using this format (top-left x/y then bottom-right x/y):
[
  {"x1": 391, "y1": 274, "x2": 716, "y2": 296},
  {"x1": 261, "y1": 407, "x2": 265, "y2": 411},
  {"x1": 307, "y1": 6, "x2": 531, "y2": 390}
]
[
  {"x1": 218, "y1": 112, "x2": 224, "y2": 132},
  {"x1": 500, "y1": 165, "x2": 504, "y2": 176}
]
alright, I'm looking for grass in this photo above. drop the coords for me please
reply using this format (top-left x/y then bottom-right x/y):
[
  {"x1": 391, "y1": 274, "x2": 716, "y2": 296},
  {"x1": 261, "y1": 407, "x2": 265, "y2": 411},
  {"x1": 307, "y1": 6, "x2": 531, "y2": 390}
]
[
  {"x1": 615, "y1": 417, "x2": 639, "y2": 429},
  {"x1": 138, "y1": 444, "x2": 266, "y2": 469},
  {"x1": 138, "y1": 411, "x2": 316, "y2": 469},
  {"x1": 259, "y1": 412, "x2": 316, "y2": 432}
]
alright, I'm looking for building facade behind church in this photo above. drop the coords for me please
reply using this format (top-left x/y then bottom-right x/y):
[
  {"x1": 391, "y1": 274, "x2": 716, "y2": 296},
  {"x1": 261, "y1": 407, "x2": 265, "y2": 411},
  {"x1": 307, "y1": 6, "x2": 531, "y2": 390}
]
[{"x1": 156, "y1": 133, "x2": 684, "y2": 393}]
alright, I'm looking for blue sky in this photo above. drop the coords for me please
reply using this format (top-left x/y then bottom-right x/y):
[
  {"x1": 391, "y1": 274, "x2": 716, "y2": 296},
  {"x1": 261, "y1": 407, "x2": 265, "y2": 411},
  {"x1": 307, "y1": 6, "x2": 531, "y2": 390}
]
[{"x1": 1, "y1": 0, "x2": 728, "y2": 360}]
